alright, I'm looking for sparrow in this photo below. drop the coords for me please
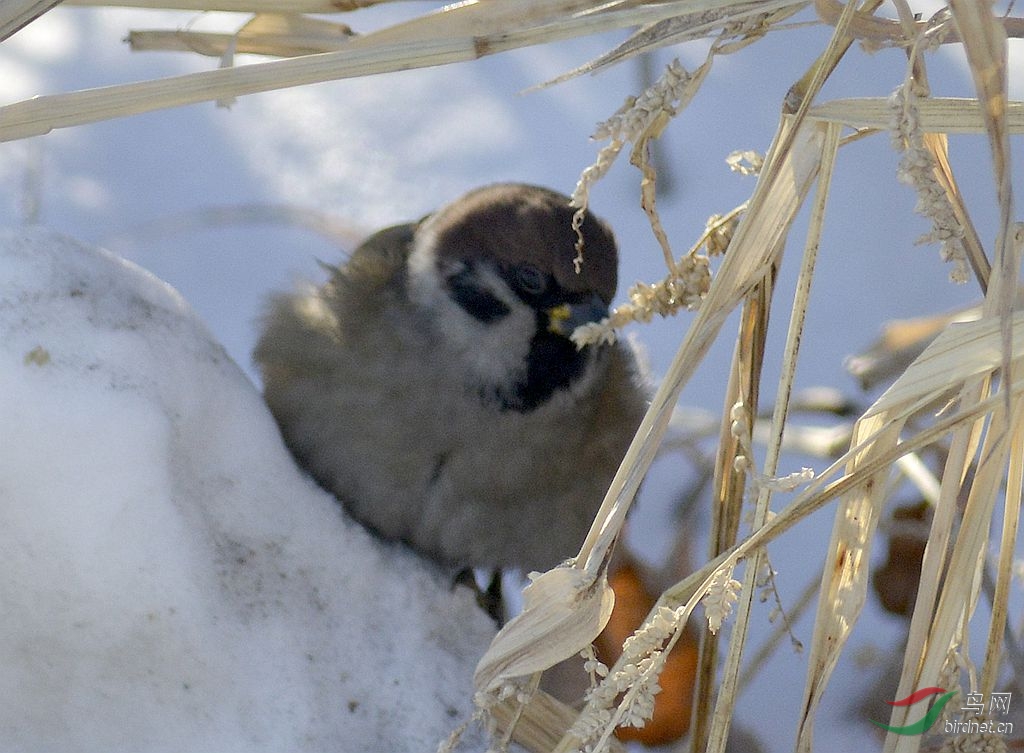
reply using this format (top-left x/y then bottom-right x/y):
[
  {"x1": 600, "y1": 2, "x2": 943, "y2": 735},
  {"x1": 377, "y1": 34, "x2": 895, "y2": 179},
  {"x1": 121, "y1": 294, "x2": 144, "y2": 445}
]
[{"x1": 254, "y1": 183, "x2": 648, "y2": 572}]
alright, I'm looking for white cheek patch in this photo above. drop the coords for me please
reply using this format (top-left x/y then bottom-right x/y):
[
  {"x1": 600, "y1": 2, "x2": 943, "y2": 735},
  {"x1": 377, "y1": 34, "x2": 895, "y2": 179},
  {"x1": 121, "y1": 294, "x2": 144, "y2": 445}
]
[
  {"x1": 407, "y1": 229, "x2": 536, "y2": 394},
  {"x1": 406, "y1": 226, "x2": 450, "y2": 312}
]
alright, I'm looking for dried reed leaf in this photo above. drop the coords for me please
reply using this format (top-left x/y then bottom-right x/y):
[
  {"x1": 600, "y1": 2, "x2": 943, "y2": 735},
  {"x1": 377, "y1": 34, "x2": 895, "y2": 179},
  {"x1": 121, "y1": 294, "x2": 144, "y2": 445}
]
[
  {"x1": 613, "y1": 393, "x2": 995, "y2": 753},
  {"x1": 347, "y1": 0, "x2": 601, "y2": 45},
  {"x1": 947, "y1": 11, "x2": 1013, "y2": 255},
  {"x1": 67, "y1": 0, "x2": 393, "y2": 9},
  {"x1": 981, "y1": 411, "x2": 1024, "y2": 698},
  {"x1": 796, "y1": 412, "x2": 898, "y2": 753},
  {"x1": 0, "y1": 1, "x2": 709, "y2": 142},
  {"x1": 128, "y1": 13, "x2": 355, "y2": 57},
  {"x1": 756, "y1": 307, "x2": 1024, "y2": 751},
  {"x1": 949, "y1": 3, "x2": 1011, "y2": 142},
  {"x1": 748, "y1": 385, "x2": 1011, "y2": 581},
  {"x1": 622, "y1": 370, "x2": 1024, "y2": 753},
  {"x1": 857, "y1": 310, "x2": 1024, "y2": 752},
  {"x1": 13, "y1": 4, "x2": 1020, "y2": 146},
  {"x1": 787, "y1": 0, "x2": 882, "y2": 115},
  {"x1": 949, "y1": 2, "x2": 1019, "y2": 418},
  {"x1": 694, "y1": 25, "x2": 851, "y2": 741},
  {"x1": 815, "y1": 0, "x2": 1024, "y2": 46},
  {"x1": 665, "y1": 380, "x2": 1024, "y2": 753},
  {"x1": 0, "y1": 0, "x2": 61, "y2": 42},
  {"x1": 473, "y1": 565, "x2": 614, "y2": 695},
  {"x1": 846, "y1": 304, "x2": 988, "y2": 391},
  {"x1": 867, "y1": 311, "x2": 1024, "y2": 418},
  {"x1": 127, "y1": 31, "x2": 233, "y2": 56},
  {"x1": 538, "y1": 0, "x2": 805, "y2": 85},
  {"x1": 888, "y1": 393, "x2": 1019, "y2": 753},
  {"x1": 808, "y1": 96, "x2": 1024, "y2": 133},
  {"x1": 884, "y1": 374, "x2": 986, "y2": 753},
  {"x1": 0, "y1": 36, "x2": 462, "y2": 142},
  {"x1": 894, "y1": 452, "x2": 941, "y2": 506}
]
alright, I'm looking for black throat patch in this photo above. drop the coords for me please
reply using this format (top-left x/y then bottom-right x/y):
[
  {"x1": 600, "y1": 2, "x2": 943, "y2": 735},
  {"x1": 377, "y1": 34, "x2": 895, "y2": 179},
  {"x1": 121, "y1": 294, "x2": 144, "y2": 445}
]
[{"x1": 497, "y1": 317, "x2": 590, "y2": 413}]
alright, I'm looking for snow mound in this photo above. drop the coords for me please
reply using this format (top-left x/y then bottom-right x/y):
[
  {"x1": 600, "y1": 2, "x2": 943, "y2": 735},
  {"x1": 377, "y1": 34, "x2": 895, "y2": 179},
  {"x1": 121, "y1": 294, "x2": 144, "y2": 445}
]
[{"x1": 0, "y1": 228, "x2": 493, "y2": 753}]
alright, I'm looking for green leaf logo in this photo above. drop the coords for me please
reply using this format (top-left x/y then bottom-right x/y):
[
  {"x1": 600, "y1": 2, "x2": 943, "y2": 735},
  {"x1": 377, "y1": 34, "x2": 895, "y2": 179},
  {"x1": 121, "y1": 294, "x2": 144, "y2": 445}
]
[{"x1": 870, "y1": 689, "x2": 957, "y2": 735}]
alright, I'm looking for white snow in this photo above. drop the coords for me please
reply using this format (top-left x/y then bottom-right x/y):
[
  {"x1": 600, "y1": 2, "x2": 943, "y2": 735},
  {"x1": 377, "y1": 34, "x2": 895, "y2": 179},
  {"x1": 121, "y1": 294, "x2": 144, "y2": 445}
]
[{"x1": 0, "y1": 228, "x2": 494, "y2": 753}]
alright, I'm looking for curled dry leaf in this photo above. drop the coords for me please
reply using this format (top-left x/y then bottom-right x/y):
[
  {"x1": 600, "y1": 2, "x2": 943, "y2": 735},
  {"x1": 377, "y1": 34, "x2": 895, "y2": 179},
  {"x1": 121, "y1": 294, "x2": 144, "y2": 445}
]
[
  {"x1": 796, "y1": 409, "x2": 903, "y2": 753},
  {"x1": 474, "y1": 565, "x2": 614, "y2": 696}
]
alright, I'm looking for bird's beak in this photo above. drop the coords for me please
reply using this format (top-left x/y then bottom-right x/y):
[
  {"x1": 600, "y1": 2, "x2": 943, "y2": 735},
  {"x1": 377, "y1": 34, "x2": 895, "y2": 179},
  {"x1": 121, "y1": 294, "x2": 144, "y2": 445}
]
[{"x1": 546, "y1": 294, "x2": 609, "y2": 337}]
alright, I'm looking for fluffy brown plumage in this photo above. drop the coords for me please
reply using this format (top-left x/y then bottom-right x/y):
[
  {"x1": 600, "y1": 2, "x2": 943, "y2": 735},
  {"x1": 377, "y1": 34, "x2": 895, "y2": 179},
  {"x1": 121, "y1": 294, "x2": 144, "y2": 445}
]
[{"x1": 255, "y1": 184, "x2": 648, "y2": 571}]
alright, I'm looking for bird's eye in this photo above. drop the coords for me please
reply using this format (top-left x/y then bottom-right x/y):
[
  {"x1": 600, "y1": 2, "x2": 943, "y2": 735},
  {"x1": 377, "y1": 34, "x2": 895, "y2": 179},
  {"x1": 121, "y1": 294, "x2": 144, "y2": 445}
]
[{"x1": 514, "y1": 264, "x2": 547, "y2": 296}]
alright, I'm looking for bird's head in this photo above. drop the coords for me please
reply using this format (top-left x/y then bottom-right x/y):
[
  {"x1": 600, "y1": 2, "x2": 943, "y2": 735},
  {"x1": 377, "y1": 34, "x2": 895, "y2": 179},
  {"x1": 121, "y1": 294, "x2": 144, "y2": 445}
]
[{"x1": 406, "y1": 183, "x2": 620, "y2": 412}]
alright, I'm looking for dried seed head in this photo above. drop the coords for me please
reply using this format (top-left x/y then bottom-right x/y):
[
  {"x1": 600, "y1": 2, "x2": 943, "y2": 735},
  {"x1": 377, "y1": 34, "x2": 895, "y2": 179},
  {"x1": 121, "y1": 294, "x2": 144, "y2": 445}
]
[
  {"x1": 703, "y1": 566, "x2": 742, "y2": 634},
  {"x1": 889, "y1": 82, "x2": 968, "y2": 283},
  {"x1": 938, "y1": 730, "x2": 1007, "y2": 753}
]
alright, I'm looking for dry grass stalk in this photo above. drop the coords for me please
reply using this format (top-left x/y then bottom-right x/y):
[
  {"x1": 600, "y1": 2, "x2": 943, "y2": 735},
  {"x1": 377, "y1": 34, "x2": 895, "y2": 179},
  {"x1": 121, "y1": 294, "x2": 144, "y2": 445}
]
[
  {"x1": 538, "y1": 115, "x2": 826, "y2": 753},
  {"x1": 893, "y1": 393, "x2": 1015, "y2": 753},
  {"x1": 694, "y1": 2, "x2": 857, "y2": 744},
  {"x1": 815, "y1": 0, "x2": 1024, "y2": 46},
  {"x1": 867, "y1": 310, "x2": 1024, "y2": 753},
  {"x1": 577, "y1": 113, "x2": 827, "y2": 572},
  {"x1": 537, "y1": 0, "x2": 806, "y2": 85},
  {"x1": 681, "y1": 317, "x2": 1024, "y2": 753},
  {"x1": 712, "y1": 121, "x2": 840, "y2": 753},
  {"x1": 949, "y1": 2, "x2": 1019, "y2": 412},
  {"x1": 0, "y1": 0, "x2": 61, "y2": 42},
  {"x1": 981, "y1": 413, "x2": 1024, "y2": 702},
  {"x1": 614, "y1": 373, "x2": 1020, "y2": 752},
  {"x1": 0, "y1": 1, "x2": 783, "y2": 143},
  {"x1": 808, "y1": 96, "x2": 1024, "y2": 132},
  {"x1": 4, "y1": 3, "x2": 1023, "y2": 143},
  {"x1": 692, "y1": 257, "x2": 774, "y2": 753},
  {"x1": 66, "y1": 0, "x2": 395, "y2": 8},
  {"x1": 532, "y1": 337, "x2": 1024, "y2": 753},
  {"x1": 563, "y1": 8, "x2": 1019, "y2": 751},
  {"x1": 482, "y1": 691, "x2": 626, "y2": 753},
  {"x1": 546, "y1": 19, "x2": 1024, "y2": 738}
]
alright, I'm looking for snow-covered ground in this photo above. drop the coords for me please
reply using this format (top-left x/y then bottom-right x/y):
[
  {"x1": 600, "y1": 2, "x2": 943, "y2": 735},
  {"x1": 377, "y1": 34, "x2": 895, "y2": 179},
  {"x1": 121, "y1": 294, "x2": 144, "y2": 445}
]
[
  {"x1": 1, "y1": 3, "x2": 1019, "y2": 751},
  {"x1": 0, "y1": 227, "x2": 494, "y2": 752}
]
